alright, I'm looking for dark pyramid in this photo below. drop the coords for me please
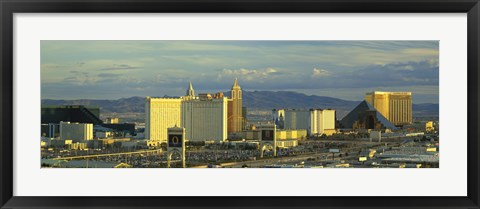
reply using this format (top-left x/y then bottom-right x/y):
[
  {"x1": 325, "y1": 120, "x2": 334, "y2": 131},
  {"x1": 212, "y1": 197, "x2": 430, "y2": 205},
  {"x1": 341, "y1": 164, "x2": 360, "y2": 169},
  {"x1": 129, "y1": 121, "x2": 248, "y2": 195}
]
[{"x1": 339, "y1": 100, "x2": 397, "y2": 130}]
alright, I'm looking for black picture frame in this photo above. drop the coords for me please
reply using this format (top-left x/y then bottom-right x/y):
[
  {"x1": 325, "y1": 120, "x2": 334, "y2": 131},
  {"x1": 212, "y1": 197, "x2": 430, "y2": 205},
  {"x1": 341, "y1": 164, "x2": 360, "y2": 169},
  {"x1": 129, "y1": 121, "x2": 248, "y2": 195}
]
[{"x1": 1, "y1": 0, "x2": 479, "y2": 208}]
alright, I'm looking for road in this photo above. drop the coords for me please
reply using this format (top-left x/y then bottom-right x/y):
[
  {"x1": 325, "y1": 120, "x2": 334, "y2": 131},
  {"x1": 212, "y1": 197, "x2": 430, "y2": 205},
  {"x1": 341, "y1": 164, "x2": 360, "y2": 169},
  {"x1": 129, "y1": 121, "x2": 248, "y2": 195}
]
[{"x1": 53, "y1": 149, "x2": 162, "y2": 160}]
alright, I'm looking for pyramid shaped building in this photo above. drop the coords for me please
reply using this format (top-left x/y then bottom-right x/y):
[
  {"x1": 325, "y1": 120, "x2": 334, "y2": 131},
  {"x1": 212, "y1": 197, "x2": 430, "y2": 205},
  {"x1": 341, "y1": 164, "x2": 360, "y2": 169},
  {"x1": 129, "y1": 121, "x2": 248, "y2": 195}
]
[{"x1": 340, "y1": 100, "x2": 397, "y2": 130}]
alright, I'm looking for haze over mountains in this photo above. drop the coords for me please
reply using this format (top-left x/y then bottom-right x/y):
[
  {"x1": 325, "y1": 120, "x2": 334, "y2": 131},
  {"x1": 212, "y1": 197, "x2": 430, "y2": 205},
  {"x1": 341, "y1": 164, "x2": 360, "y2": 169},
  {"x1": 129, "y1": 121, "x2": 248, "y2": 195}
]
[{"x1": 41, "y1": 91, "x2": 439, "y2": 118}]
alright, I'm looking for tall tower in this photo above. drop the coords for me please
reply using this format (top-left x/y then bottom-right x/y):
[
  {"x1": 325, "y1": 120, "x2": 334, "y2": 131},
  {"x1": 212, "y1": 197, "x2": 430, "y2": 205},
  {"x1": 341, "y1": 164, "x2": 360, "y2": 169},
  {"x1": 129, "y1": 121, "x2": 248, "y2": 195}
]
[
  {"x1": 186, "y1": 81, "x2": 195, "y2": 97},
  {"x1": 228, "y1": 78, "x2": 243, "y2": 133}
]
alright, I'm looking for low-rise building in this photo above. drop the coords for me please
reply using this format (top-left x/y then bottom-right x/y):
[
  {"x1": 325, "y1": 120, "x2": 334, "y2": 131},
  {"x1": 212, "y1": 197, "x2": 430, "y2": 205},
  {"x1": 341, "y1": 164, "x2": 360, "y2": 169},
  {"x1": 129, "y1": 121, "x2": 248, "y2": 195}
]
[
  {"x1": 276, "y1": 140, "x2": 298, "y2": 148},
  {"x1": 60, "y1": 121, "x2": 93, "y2": 142},
  {"x1": 96, "y1": 131, "x2": 113, "y2": 138}
]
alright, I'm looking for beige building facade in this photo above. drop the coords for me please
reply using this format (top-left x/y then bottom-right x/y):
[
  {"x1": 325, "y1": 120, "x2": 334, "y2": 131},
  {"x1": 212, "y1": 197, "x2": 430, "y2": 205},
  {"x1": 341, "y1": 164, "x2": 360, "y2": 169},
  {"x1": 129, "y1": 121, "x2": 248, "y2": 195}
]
[
  {"x1": 310, "y1": 109, "x2": 336, "y2": 136},
  {"x1": 275, "y1": 129, "x2": 307, "y2": 140},
  {"x1": 145, "y1": 97, "x2": 183, "y2": 142},
  {"x1": 182, "y1": 97, "x2": 228, "y2": 141},
  {"x1": 365, "y1": 91, "x2": 413, "y2": 126}
]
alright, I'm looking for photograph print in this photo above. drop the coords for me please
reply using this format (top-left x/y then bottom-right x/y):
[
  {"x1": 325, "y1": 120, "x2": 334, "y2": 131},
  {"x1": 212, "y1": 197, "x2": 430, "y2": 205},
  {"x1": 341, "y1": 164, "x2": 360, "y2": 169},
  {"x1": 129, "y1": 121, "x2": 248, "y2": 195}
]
[{"x1": 40, "y1": 40, "x2": 439, "y2": 168}]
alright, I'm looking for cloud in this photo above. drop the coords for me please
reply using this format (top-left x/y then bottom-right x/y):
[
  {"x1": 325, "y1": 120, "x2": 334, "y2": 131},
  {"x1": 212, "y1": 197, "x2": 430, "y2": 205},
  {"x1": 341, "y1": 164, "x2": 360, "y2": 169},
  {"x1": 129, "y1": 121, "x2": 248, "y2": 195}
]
[
  {"x1": 221, "y1": 67, "x2": 284, "y2": 81},
  {"x1": 76, "y1": 62, "x2": 85, "y2": 67},
  {"x1": 97, "y1": 73, "x2": 122, "y2": 78},
  {"x1": 63, "y1": 77, "x2": 77, "y2": 82},
  {"x1": 312, "y1": 68, "x2": 331, "y2": 77},
  {"x1": 41, "y1": 41, "x2": 440, "y2": 102},
  {"x1": 339, "y1": 60, "x2": 439, "y2": 88},
  {"x1": 99, "y1": 64, "x2": 141, "y2": 71},
  {"x1": 62, "y1": 72, "x2": 97, "y2": 86}
]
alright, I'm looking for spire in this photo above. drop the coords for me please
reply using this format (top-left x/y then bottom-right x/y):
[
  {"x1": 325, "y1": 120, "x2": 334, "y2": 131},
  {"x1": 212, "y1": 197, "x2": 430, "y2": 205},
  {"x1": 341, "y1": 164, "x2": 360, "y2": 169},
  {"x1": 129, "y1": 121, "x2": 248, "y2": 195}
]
[
  {"x1": 233, "y1": 78, "x2": 238, "y2": 87},
  {"x1": 232, "y1": 78, "x2": 241, "y2": 89},
  {"x1": 186, "y1": 81, "x2": 195, "y2": 97}
]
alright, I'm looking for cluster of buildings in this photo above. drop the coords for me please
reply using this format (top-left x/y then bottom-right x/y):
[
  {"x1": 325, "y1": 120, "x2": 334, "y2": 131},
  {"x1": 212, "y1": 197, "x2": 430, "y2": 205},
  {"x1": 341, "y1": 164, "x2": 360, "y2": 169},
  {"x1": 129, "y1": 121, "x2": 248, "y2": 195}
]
[
  {"x1": 145, "y1": 79, "x2": 244, "y2": 145},
  {"x1": 144, "y1": 80, "x2": 339, "y2": 149},
  {"x1": 41, "y1": 105, "x2": 138, "y2": 150},
  {"x1": 144, "y1": 80, "x2": 420, "y2": 149},
  {"x1": 272, "y1": 108, "x2": 336, "y2": 137},
  {"x1": 340, "y1": 91, "x2": 413, "y2": 130},
  {"x1": 42, "y1": 79, "x2": 433, "y2": 153}
]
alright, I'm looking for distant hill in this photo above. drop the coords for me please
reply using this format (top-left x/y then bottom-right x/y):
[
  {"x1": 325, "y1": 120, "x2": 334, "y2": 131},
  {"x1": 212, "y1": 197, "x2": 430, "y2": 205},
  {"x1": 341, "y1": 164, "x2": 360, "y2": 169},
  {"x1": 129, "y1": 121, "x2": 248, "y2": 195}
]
[
  {"x1": 235, "y1": 91, "x2": 359, "y2": 110},
  {"x1": 231, "y1": 91, "x2": 359, "y2": 118},
  {"x1": 41, "y1": 91, "x2": 438, "y2": 118},
  {"x1": 411, "y1": 103, "x2": 439, "y2": 117}
]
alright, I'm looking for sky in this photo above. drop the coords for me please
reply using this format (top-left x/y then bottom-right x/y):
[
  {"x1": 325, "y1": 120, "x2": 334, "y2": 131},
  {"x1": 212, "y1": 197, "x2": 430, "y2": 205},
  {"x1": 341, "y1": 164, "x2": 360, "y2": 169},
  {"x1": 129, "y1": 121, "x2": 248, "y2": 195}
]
[{"x1": 41, "y1": 41, "x2": 439, "y2": 103}]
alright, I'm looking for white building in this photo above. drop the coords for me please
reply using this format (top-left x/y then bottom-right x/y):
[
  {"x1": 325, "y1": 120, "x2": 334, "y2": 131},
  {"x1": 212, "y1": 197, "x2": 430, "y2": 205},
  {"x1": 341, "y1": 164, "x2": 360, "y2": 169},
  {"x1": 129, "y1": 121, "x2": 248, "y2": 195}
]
[
  {"x1": 145, "y1": 97, "x2": 183, "y2": 142},
  {"x1": 284, "y1": 109, "x2": 310, "y2": 130},
  {"x1": 182, "y1": 97, "x2": 228, "y2": 141},
  {"x1": 282, "y1": 109, "x2": 337, "y2": 136},
  {"x1": 145, "y1": 81, "x2": 231, "y2": 143},
  {"x1": 310, "y1": 109, "x2": 336, "y2": 136},
  {"x1": 59, "y1": 121, "x2": 93, "y2": 142}
]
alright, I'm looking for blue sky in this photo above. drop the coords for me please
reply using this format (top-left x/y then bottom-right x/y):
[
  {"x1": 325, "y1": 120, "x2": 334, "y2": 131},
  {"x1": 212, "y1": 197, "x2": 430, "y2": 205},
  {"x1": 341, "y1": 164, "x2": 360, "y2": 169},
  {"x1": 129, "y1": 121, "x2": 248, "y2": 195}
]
[{"x1": 41, "y1": 41, "x2": 439, "y2": 103}]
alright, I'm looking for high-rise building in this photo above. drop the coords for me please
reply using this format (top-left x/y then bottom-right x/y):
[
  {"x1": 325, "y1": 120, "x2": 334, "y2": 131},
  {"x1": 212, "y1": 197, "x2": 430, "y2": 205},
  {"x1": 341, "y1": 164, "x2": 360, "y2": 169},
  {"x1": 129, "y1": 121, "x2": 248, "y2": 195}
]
[
  {"x1": 145, "y1": 97, "x2": 183, "y2": 142},
  {"x1": 281, "y1": 109, "x2": 337, "y2": 136},
  {"x1": 365, "y1": 91, "x2": 413, "y2": 126},
  {"x1": 310, "y1": 109, "x2": 336, "y2": 136},
  {"x1": 145, "y1": 79, "x2": 239, "y2": 142},
  {"x1": 284, "y1": 109, "x2": 310, "y2": 130},
  {"x1": 227, "y1": 78, "x2": 243, "y2": 133},
  {"x1": 59, "y1": 121, "x2": 93, "y2": 142},
  {"x1": 182, "y1": 97, "x2": 228, "y2": 141}
]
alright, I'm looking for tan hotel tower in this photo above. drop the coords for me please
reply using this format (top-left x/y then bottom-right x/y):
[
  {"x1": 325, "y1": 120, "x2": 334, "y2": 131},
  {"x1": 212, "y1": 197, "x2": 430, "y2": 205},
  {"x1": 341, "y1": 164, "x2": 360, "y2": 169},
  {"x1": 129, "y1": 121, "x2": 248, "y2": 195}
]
[
  {"x1": 365, "y1": 91, "x2": 413, "y2": 126},
  {"x1": 227, "y1": 78, "x2": 243, "y2": 133}
]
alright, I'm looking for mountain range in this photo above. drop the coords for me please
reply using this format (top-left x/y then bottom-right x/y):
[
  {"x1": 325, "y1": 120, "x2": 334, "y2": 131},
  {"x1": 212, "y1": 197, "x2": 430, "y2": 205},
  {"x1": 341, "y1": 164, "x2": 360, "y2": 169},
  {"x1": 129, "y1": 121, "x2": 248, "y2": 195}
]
[{"x1": 41, "y1": 91, "x2": 439, "y2": 118}]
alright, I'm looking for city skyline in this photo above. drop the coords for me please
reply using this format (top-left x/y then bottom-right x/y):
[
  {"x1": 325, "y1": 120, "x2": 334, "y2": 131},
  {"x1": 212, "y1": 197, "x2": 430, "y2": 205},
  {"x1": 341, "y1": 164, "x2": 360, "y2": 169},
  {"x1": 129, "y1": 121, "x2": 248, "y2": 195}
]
[
  {"x1": 41, "y1": 41, "x2": 439, "y2": 103},
  {"x1": 40, "y1": 41, "x2": 440, "y2": 169}
]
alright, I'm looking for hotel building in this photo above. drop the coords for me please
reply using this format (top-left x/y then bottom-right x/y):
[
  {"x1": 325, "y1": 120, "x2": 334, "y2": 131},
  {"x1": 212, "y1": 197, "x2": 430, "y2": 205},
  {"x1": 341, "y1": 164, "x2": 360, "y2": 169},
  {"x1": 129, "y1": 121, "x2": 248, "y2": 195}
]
[
  {"x1": 182, "y1": 95, "x2": 228, "y2": 141},
  {"x1": 282, "y1": 108, "x2": 337, "y2": 136},
  {"x1": 365, "y1": 91, "x2": 413, "y2": 126},
  {"x1": 310, "y1": 109, "x2": 336, "y2": 136},
  {"x1": 145, "y1": 80, "x2": 242, "y2": 142},
  {"x1": 284, "y1": 109, "x2": 310, "y2": 130},
  {"x1": 145, "y1": 97, "x2": 183, "y2": 142},
  {"x1": 227, "y1": 78, "x2": 243, "y2": 133}
]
